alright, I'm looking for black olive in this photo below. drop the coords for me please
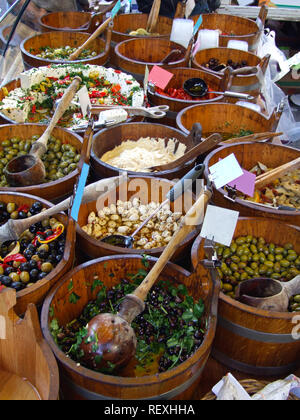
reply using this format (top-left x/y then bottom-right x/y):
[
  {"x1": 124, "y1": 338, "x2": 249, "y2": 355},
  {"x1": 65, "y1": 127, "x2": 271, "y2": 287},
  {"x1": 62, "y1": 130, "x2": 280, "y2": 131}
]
[
  {"x1": 55, "y1": 254, "x2": 63, "y2": 263},
  {"x1": 27, "y1": 244, "x2": 36, "y2": 253},
  {"x1": 18, "y1": 211, "x2": 27, "y2": 219},
  {"x1": 0, "y1": 276, "x2": 12, "y2": 286},
  {"x1": 29, "y1": 224, "x2": 39, "y2": 234},
  {"x1": 29, "y1": 260, "x2": 37, "y2": 269},
  {"x1": 44, "y1": 230, "x2": 54, "y2": 238},
  {"x1": 38, "y1": 272, "x2": 48, "y2": 280},
  {"x1": 58, "y1": 246, "x2": 65, "y2": 255},
  {"x1": 10, "y1": 282, "x2": 23, "y2": 291},
  {"x1": 37, "y1": 250, "x2": 48, "y2": 259},
  {"x1": 23, "y1": 250, "x2": 33, "y2": 260},
  {"x1": 30, "y1": 202, "x2": 43, "y2": 214},
  {"x1": 29, "y1": 269, "x2": 39, "y2": 280},
  {"x1": 4, "y1": 267, "x2": 14, "y2": 276},
  {"x1": 0, "y1": 202, "x2": 5, "y2": 211},
  {"x1": 19, "y1": 262, "x2": 30, "y2": 272}
]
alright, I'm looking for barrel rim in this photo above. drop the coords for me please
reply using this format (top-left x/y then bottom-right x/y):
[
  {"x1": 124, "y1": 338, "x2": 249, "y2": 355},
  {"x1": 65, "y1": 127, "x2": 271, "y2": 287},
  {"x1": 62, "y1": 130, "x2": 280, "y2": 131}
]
[
  {"x1": 39, "y1": 11, "x2": 92, "y2": 32},
  {"x1": 112, "y1": 13, "x2": 172, "y2": 40},
  {"x1": 41, "y1": 254, "x2": 218, "y2": 388},
  {"x1": 203, "y1": 142, "x2": 300, "y2": 219}
]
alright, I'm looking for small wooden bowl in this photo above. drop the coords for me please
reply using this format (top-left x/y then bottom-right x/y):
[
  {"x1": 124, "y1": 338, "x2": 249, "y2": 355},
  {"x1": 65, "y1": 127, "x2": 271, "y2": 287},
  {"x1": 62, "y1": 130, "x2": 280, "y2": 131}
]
[
  {"x1": 91, "y1": 122, "x2": 200, "y2": 181},
  {"x1": 203, "y1": 142, "x2": 300, "y2": 227},
  {"x1": 115, "y1": 38, "x2": 191, "y2": 81},
  {"x1": 76, "y1": 176, "x2": 198, "y2": 261},
  {"x1": 176, "y1": 102, "x2": 280, "y2": 136},
  {"x1": 0, "y1": 124, "x2": 82, "y2": 202},
  {"x1": 0, "y1": 288, "x2": 59, "y2": 400},
  {"x1": 0, "y1": 191, "x2": 75, "y2": 315},
  {"x1": 191, "y1": 9, "x2": 267, "y2": 53},
  {"x1": 148, "y1": 67, "x2": 225, "y2": 127},
  {"x1": 41, "y1": 240, "x2": 219, "y2": 400},
  {"x1": 21, "y1": 30, "x2": 111, "y2": 70},
  {"x1": 192, "y1": 48, "x2": 270, "y2": 100},
  {"x1": 195, "y1": 218, "x2": 300, "y2": 376}
]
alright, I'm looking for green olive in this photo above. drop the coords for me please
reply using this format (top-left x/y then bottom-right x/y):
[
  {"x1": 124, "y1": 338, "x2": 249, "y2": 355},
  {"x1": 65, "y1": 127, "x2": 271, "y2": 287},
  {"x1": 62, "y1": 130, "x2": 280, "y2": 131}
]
[
  {"x1": 41, "y1": 262, "x2": 53, "y2": 273},
  {"x1": 20, "y1": 271, "x2": 30, "y2": 283},
  {"x1": 9, "y1": 272, "x2": 20, "y2": 282}
]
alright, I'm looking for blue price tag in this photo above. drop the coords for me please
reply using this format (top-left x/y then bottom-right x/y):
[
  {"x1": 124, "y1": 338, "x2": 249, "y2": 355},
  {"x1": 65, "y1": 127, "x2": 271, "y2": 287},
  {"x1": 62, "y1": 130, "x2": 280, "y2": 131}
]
[
  {"x1": 193, "y1": 15, "x2": 203, "y2": 36},
  {"x1": 71, "y1": 163, "x2": 90, "y2": 222},
  {"x1": 111, "y1": 0, "x2": 121, "y2": 18}
]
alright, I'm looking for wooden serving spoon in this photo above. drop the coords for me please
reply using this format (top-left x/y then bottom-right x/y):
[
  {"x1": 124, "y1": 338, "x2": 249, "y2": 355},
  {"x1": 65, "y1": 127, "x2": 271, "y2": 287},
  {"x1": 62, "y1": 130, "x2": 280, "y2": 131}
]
[
  {"x1": 236, "y1": 275, "x2": 300, "y2": 312},
  {"x1": 222, "y1": 132, "x2": 284, "y2": 145},
  {"x1": 255, "y1": 157, "x2": 300, "y2": 190},
  {"x1": 0, "y1": 175, "x2": 127, "y2": 247},
  {"x1": 4, "y1": 77, "x2": 82, "y2": 187},
  {"x1": 146, "y1": 0, "x2": 161, "y2": 33},
  {"x1": 80, "y1": 188, "x2": 212, "y2": 370}
]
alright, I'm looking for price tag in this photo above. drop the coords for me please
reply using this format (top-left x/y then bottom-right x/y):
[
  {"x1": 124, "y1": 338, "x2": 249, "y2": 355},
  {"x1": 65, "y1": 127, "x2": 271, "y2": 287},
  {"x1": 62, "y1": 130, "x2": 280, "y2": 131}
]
[
  {"x1": 71, "y1": 163, "x2": 90, "y2": 222},
  {"x1": 148, "y1": 65, "x2": 174, "y2": 90},
  {"x1": 77, "y1": 86, "x2": 92, "y2": 117},
  {"x1": 185, "y1": 0, "x2": 195, "y2": 18},
  {"x1": 111, "y1": 0, "x2": 121, "y2": 18},
  {"x1": 209, "y1": 154, "x2": 243, "y2": 190},
  {"x1": 227, "y1": 168, "x2": 256, "y2": 197},
  {"x1": 200, "y1": 205, "x2": 239, "y2": 247}
]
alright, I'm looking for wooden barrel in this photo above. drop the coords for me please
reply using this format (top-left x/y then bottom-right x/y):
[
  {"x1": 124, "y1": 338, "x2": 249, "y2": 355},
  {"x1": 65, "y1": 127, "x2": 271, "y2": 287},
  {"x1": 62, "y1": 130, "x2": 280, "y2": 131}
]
[
  {"x1": 91, "y1": 122, "x2": 199, "y2": 180},
  {"x1": 0, "y1": 124, "x2": 82, "y2": 202},
  {"x1": 20, "y1": 30, "x2": 112, "y2": 70},
  {"x1": 41, "y1": 244, "x2": 219, "y2": 400},
  {"x1": 191, "y1": 7, "x2": 268, "y2": 53},
  {"x1": 110, "y1": 13, "x2": 173, "y2": 66},
  {"x1": 0, "y1": 191, "x2": 75, "y2": 315},
  {"x1": 114, "y1": 38, "x2": 191, "y2": 82},
  {"x1": 176, "y1": 102, "x2": 280, "y2": 137},
  {"x1": 0, "y1": 288, "x2": 59, "y2": 400},
  {"x1": 192, "y1": 48, "x2": 270, "y2": 99},
  {"x1": 203, "y1": 142, "x2": 300, "y2": 227},
  {"x1": 76, "y1": 176, "x2": 198, "y2": 262},
  {"x1": 195, "y1": 218, "x2": 300, "y2": 376},
  {"x1": 148, "y1": 67, "x2": 225, "y2": 127}
]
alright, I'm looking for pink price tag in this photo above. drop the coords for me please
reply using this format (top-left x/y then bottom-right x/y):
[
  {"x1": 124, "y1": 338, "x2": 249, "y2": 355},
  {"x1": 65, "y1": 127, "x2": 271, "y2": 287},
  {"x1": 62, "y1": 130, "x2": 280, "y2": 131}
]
[
  {"x1": 228, "y1": 169, "x2": 256, "y2": 197},
  {"x1": 148, "y1": 65, "x2": 174, "y2": 90}
]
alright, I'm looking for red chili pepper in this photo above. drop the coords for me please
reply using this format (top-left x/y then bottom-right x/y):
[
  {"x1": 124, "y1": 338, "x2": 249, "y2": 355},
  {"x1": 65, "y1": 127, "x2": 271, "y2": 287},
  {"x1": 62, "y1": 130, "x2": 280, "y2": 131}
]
[
  {"x1": 114, "y1": 70, "x2": 121, "y2": 74},
  {"x1": 38, "y1": 224, "x2": 64, "y2": 244},
  {"x1": 3, "y1": 254, "x2": 27, "y2": 264},
  {"x1": 17, "y1": 204, "x2": 29, "y2": 213},
  {"x1": 48, "y1": 77, "x2": 58, "y2": 81},
  {"x1": 31, "y1": 105, "x2": 36, "y2": 114},
  {"x1": 126, "y1": 80, "x2": 132, "y2": 85},
  {"x1": 33, "y1": 232, "x2": 45, "y2": 247}
]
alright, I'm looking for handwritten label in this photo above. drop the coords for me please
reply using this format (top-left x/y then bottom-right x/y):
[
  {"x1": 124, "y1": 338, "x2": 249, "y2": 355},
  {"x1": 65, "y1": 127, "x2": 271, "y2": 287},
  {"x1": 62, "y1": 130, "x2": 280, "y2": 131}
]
[
  {"x1": 77, "y1": 86, "x2": 92, "y2": 117},
  {"x1": 228, "y1": 169, "x2": 256, "y2": 197},
  {"x1": 200, "y1": 205, "x2": 239, "y2": 247},
  {"x1": 209, "y1": 154, "x2": 243, "y2": 190},
  {"x1": 148, "y1": 65, "x2": 174, "y2": 90},
  {"x1": 71, "y1": 163, "x2": 90, "y2": 222}
]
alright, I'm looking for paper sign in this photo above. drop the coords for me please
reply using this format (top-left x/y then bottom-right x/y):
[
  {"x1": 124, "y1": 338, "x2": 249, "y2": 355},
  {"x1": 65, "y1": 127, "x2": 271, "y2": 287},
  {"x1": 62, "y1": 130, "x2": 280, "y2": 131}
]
[
  {"x1": 209, "y1": 154, "x2": 244, "y2": 190},
  {"x1": 111, "y1": 0, "x2": 121, "y2": 18},
  {"x1": 71, "y1": 163, "x2": 90, "y2": 222},
  {"x1": 228, "y1": 169, "x2": 256, "y2": 197},
  {"x1": 185, "y1": 0, "x2": 196, "y2": 17},
  {"x1": 148, "y1": 65, "x2": 174, "y2": 90},
  {"x1": 200, "y1": 205, "x2": 239, "y2": 247},
  {"x1": 193, "y1": 15, "x2": 203, "y2": 36},
  {"x1": 77, "y1": 85, "x2": 91, "y2": 117}
]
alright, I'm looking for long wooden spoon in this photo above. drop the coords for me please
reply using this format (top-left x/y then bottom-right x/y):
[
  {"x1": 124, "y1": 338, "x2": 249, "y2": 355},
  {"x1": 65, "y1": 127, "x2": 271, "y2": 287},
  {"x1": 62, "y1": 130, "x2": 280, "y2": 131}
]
[
  {"x1": 255, "y1": 157, "x2": 300, "y2": 190},
  {"x1": 80, "y1": 188, "x2": 212, "y2": 370},
  {"x1": 4, "y1": 77, "x2": 82, "y2": 187},
  {"x1": 0, "y1": 175, "x2": 127, "y2": 247},
  {"x1": 146, "y1": 0, "x2": 161, "y2": 33},
  {"x1": 222, "y1": 132, "x2": 284, "y2": 145}
]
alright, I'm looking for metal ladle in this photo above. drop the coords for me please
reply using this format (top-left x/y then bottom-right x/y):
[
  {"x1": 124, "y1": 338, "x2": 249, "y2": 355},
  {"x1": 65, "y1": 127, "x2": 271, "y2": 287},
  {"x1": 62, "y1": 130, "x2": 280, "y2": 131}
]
[
  {"x1": 101, "y1": 164, "x2": 205, "y2": 248},
  {"x1": 4, "y1": 77, "x2": 82, "y2": 187},
  {"x1": 183, "y1": 77, "x2": 255, "y2": 101},
  {"x1": 235, "y1": 275, "x2": 300, "y2": 312}
]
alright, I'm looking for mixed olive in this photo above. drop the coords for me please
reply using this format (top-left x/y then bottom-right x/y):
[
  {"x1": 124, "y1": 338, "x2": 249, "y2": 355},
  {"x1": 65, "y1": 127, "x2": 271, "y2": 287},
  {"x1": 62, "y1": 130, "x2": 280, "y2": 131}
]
[
  {"x1": 216, "y1": 235, "x2": 300, "y2": 312},
  {"x1": 0, "y1": 200, "x2": 66, "y2": 292},
  {"x1": 0, "y1": 135, "x2": 80, "y2": 187},
  {"x1": 33, "y1": 46, "x2": 98, "y2": 61},
  {"x1": 51, "y1": 268, "x2": 206, "y2": 376},
  {"x1": 202, "y1": 57, "x2": 249, "y2": 72}
]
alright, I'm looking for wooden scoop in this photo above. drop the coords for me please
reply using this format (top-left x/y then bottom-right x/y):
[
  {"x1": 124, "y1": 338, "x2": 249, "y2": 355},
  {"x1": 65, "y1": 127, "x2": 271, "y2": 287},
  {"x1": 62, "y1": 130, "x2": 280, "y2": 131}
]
[
  {"x1": 222, "y1": 132, "x2": 284, "y2": 145},
  {"x1": 235, "y1": 275, "x2": 300, "y2": 312},
  {"x1": 4, "y1": 77, "x2": 82, "y2": 187},
  {"x1": 149, "y1": 130, "x2": 223, "y2": 172},
  {"x1": 146, "y1": 0, "x2": 161, "y2": 33},
  {"x1": 80, "y1": 188, "x2": 212, "y2": 370},
  {"x1": 255, "y1": 157, "x2": 300, "y2": 190}
]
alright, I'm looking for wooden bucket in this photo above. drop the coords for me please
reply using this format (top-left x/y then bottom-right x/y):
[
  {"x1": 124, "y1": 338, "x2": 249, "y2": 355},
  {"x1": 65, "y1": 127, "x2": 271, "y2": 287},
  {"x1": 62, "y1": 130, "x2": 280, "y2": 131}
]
[
  {"x1": 176, "y1": 102, "x2": 281, "y2": 136},
  {"x1": 194, "y1": 218, "x2": 300, "y2": 376},
  {"x1": 191, "y1": 6, "x2": 268, "y2": 53},
  {"x1": 41, "y1": 241, "x2": 220, "y2": 400},
  {"x1": 192, "y1": 48, "x2": 270, "y2": 99},
  {"x1": 0, "y1": 124, "x2": 82, "y2": 202},
  {"x1": 148, "y1": 67, "x2": 227, "y2": 127},
  {"x1": 0, "y1": 191, "x2": 75, "y2": 315},
  {"x1": 203, "y1": 142, "x2": 300, "y2": 227},
  {"x1": 0, "y1": 288, "x2": 59, "y2": 400},
  {"x1": 91, "y1": 122, "x2": 200, "y2": 180},
  {"x1": 20, "y1": 29, "x2": 112, "y2": 70},
  {"x1": 114, "y1": 38, "x2": 192, "y2": 82},
  {"x1": 76, "y1": 176, "x2": 198, "y2": 261}
]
